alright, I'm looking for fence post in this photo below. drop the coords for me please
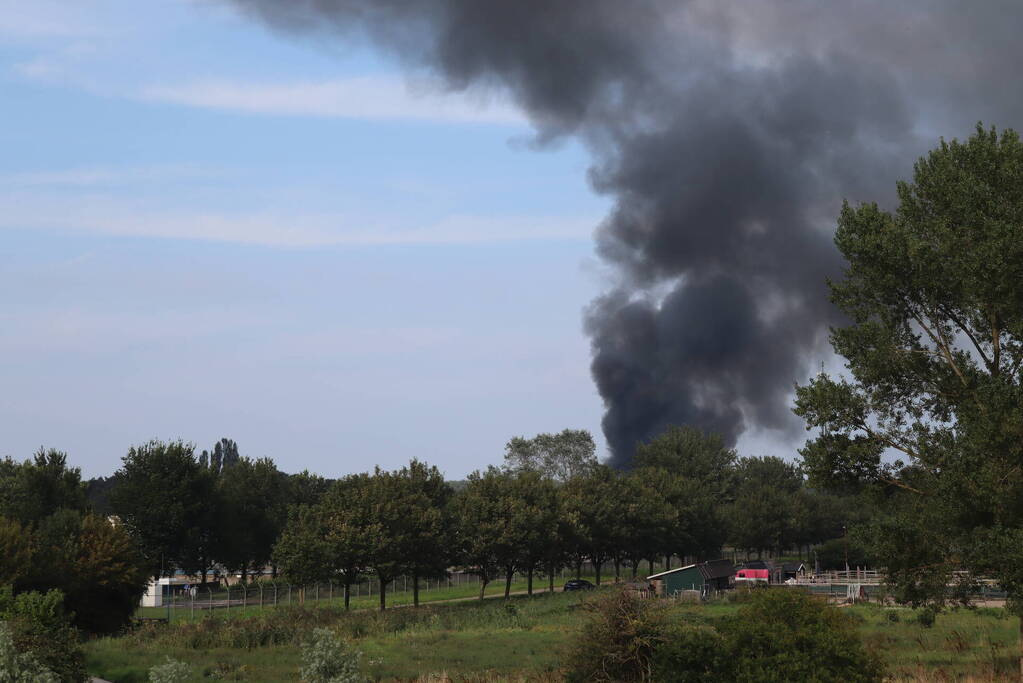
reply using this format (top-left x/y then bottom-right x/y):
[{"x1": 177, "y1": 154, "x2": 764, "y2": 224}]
[
  {"x1": 259, "y1": 583, "x2": 264, "y2": 610},
  {"x1": 208, "y1": 586, "x2": 213, "y2": 613},
  {"x1": 242, "y1": 583, "x2": 247, "y2": 609},
  {"x1": 226, "y1": 585, "x2": 231, "y2": 615},
  {"x1": 273, "y1": 582, "x2": 278, "y2": 607}
]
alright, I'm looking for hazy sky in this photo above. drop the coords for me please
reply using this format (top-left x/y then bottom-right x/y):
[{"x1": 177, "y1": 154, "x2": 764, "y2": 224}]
[{"x1": 0, "y1": 0, "x2": 630, "y2": 478}]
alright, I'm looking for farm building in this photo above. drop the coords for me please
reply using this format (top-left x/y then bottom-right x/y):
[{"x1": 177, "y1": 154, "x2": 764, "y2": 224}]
[{"x1": 647, "y1": 559, "x2": 734, "y2": 597}]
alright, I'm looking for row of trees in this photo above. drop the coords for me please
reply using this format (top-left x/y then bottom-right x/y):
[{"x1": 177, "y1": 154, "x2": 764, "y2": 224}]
[
  {"x1": 271, "y1": 427, "x2": 859, "y2": 610},
  {"x1": 101, "y1": 438, "x2": 329, "y2": 583}
]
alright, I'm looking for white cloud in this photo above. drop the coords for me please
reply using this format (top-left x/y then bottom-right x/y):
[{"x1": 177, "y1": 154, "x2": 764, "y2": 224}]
[
  {"x1": 2, "y1": 164, "x2": 227, "y2": 187},
  {"x1": 139, "y1": 76, "x2": 526, "y2": 125},
  {"x1": 0, "y1": 191, "x2": 593, "y2": 247},
  {"x1": 0, "y1": 2, "x2": 101, "y2": 40}
]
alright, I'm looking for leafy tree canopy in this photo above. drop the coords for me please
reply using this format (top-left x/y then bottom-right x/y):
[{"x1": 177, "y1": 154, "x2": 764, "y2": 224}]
[
  {"x1": 794, "y1": 124, "x2": 1023, "y2": 610},
  {"x1": 503, "y1": 429, "x2": 598, "y2": 481}
]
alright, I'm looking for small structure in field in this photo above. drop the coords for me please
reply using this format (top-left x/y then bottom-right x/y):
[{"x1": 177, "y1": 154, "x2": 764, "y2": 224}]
[{"x1": 647, "y1": 559, "x2": 734, "y2": 597}]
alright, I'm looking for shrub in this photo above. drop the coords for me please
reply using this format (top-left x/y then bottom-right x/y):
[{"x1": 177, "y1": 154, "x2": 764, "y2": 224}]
[
  {"x1": 0, "y1": 587, "x2": 86, "y2": 682},
  {"x1": 719, "y1": 589, "x2": 885, "y2": 682},
  {"x1": 564, "y1": 589, "x2": 670, "y2": 682},
  {"x1": 650, "y1": 622, "x2": 728, "y2": 682},
  {"x1": 148, "y1": 657, "x2": 192, "y2": 683},
  {"x1": 0, "y1": 621, "x2": 60, "y2": 683},
  {"x1": 886, "y1": 610, "x2": 900, "y2": 623},
  {"x1": 300, "y1": 627, "x2": 364, "y2": 683},
  {"x1": 915, "y1": 606, "x2": 937, "y2": 628}
]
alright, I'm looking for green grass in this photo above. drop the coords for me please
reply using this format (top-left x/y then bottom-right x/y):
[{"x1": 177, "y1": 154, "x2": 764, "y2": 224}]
[
  {"x1": 91, "y1": 590, "x2": 1023, "y2": 682},
  {"x1": 90, "y1": 590, "x2": 587, "y2": 682}
]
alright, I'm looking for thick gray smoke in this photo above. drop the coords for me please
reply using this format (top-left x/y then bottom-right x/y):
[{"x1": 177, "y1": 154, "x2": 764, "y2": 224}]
[{"x1": 227, "y1": 0, "x2": 1023, "y2": 465}]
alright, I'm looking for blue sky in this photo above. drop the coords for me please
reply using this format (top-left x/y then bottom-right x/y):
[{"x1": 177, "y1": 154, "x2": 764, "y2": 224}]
[{"x1": 0, "y1": 0, "x2": 617, "y2": 478}]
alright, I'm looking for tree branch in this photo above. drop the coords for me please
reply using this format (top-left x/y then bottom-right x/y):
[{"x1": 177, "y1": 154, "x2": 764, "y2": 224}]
[
  {"x1": 937, "y1": 304, "x2": 993, "y2": 372},
  {"x1": 911, "y1": 312, "x2": 968, "y2": 387}
]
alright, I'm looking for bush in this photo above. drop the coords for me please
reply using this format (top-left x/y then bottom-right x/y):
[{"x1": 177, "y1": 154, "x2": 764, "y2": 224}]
[
  {"x1": 0, "y1": 587, "x2": 86, "y2": 682},
  {"x1": 148, "y1": 657, "x2": 192, "y2": 683},
  {"x1": 564, "y1": 589, "x2": 670, "y2": 682},
  {"x1": 300, "y1": 627, "x2": 364, "y2": 683},
  {"x1": 915, "y1": 606, "x2": 937, "y2": 628},
  {"x1": 0, "y1": 621, "x2": 60, "y2": 683},
  {"x1": 650, "y1": 623, "x2": 727, "y2": 682},
  {"x1": 886, "y1": 610, "x2": 900, "y2": 623},
  {"x1": 719, "y1": 589, "x2": 885, "y2": 682}
]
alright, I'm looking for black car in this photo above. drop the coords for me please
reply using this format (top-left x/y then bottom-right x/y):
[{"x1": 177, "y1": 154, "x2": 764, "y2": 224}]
[{"x1": 563, "y1": 579, "x2": 596, "y2": 591}]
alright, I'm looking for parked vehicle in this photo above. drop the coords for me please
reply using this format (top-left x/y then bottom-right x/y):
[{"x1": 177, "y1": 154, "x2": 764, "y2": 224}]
[{"x1": 563, "y1": 579, "x2": 596, "y2": 591}]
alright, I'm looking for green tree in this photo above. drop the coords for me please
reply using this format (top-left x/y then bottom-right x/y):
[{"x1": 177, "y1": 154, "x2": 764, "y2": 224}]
[
  {"x1": 724, "y1": 457, "x2": 802, "y2": 559},
  {"x1": 619, "y1": 470, "x2": 675, "y2": 578},
  {"x1": 19, "y1": 511, "x2": 147, "y2": 634},
  {"x1": 793, "y1": 125, "x2": 1023, "y2": 670},
  {"x1": 320, "y1": 474, "x2": 377, "y2": 609},
  {"x1": 217, "y1": 457, "x2": 286, "y2": 583},
  {"x1": 633, "y1": 427, "x2": 735, "y2": 495},
  {"x1": 503, "y1": 429, "x2": 598, "y2": 481},
  {"x1": 452, "y1": 469, "x2": 515, "y2": 600},
  {"x1": 393, "y1": 460, "x2": 452, "y2": 607},
  {"x1": 562, "y1": 465, "x2": 620, "y2": 585},
  {"x1": 109, "y1": 440, "x2": 218, "y2": 579},
  {"x1": 198, "y1": 437, "x2": 240, "y2": 474},
  {"x1": 356, "y1": 463, "x2": 450, "y2": 611},
  {"x1": 0, "y1": 449, "x2": 87, "y2": 526},
  {"x1": 508, "y1": 471, "x2": 562, "y2": 595},
  {"x1": 0, "y1": 517, "x2": 32, "y2": 587},
  {"x1": 272, "y1": 505, "x2": 335, "y2": 599}
]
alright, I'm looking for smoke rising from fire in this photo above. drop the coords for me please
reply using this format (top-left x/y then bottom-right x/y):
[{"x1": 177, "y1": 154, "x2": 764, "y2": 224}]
[{"x1": 226, "y1": 0, "x2": 1023, "y2": 465}]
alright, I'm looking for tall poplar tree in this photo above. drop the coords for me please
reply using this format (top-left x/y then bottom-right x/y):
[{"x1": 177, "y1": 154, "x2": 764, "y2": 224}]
[{"x1": 793, "y1": 125, "x2": 1023, "y2": 673}]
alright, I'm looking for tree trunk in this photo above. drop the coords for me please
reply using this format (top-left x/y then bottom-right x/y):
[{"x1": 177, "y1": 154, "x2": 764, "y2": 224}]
[
  {"x1": 575, "y1": 561, "x2": 582, "y2": 580},
  {"x1": 648, "y1": 559, "x2": 654, "y2": 577},
  {"x1": 504, "y1": 567, "x2": 514, "y2": 599},
  {"x1": 344, "y1": 583, "x2": 351, "y2": 610},
  {"x1": 379, "y1": 579, "x2": 387, "y2": 611},
  {"x1": 548, "y1": 564, "x2": 555, "y2": 594},
  {"x1": 595, "y1": 562, "x2": 602, "y2": 586},
  {"x1": 614, "y1": 558, "x2": 621, "y2": 582},
  {"x1": 527, "y1": 568, "x2": 533, "y2": 596},
  {"x1": 479, "y1": 577, "x2": 488, "y2": 601},
  {"x1": 241, "y1": 566, "x2": 248, "y2": 584},
  {"x1": 413, "y1": 571, "x2": 420, "y2": 608}
]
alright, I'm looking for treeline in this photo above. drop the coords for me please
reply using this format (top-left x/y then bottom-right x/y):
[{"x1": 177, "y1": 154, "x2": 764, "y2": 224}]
[
  {"x1": 1, "y1": 426, "x2": 863, "y2": 625},
  {"x1": 271, "y1": 427, "x2": 865, "y2": 610}
]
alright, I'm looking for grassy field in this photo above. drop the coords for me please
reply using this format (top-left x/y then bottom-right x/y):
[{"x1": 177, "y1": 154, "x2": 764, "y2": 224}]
[{"x1": 90, "y1": 590, "x2": 1023, "y2": 681}]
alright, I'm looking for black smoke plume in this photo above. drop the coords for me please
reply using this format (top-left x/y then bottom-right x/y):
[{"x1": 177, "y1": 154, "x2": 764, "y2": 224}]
[{"x1": 226, "y1": 0, "x2": 1023, "y2": 465}]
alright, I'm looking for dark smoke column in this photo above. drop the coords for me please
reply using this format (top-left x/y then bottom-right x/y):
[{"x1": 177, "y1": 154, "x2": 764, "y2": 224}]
[{"x1": 226, "y1": 0, "x2": 1022, "y2": 466}]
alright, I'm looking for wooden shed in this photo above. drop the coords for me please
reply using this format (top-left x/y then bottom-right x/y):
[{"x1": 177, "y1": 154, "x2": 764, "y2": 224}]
[{"x1": 647, "y1": 559, "x2": 735, "y2": 597}]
